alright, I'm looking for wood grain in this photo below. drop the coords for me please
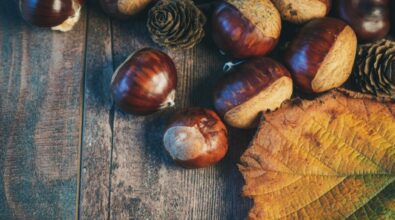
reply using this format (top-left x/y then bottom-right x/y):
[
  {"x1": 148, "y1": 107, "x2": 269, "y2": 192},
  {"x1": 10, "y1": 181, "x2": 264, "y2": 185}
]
[
  {"x1": 0, "y1": 1, "x2": 86, "y2": 219},
  {"x1": 0, "y1": 1, "x2": 253, "y2": 219},
  {"x1": 79, "y1": 1, "x2": 113, "y2": 219},
  {"x1": 108, "y1": 14, "x2": 252, "y2": 219}
]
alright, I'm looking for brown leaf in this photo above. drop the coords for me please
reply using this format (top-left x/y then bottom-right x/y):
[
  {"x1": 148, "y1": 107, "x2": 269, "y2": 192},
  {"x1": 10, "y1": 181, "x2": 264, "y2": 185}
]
[{"x1": 239, "y1": 90, "x2": 395, "y2": 219}]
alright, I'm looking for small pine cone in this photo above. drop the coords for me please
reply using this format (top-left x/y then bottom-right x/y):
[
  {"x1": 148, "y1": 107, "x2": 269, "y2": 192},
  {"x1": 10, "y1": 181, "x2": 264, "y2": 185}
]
[
  {"x1": 147, "y1": 0, "x2": 206, "y2": 49},
  {"x1": 353, "y1": 39, "x2": 395, "y2": 98}
]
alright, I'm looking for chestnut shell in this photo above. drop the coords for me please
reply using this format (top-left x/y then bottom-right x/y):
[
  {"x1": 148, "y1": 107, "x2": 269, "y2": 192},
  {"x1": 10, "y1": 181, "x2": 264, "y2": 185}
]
[
  {"x1": 211, "y1": 0, "x2": 280, "y2": 59},
  {"x1": 111, "y1": 48, "x2": 177, "y2": 115},
  {"x1": 337, "y1": 0, "x2": 390, "y2": 43},
  {"x1": 284, "y1": 17, "x2": 356, "y2": 93},
  {"x1": 214, "y1": 57, "x2": 291, "y2": 121},
  {"x1": 19, "y1": 0, "x2": 82, "y2": 27},
  {"x1": 164, "y1": 108, "x2": 228, "y2": 168}
]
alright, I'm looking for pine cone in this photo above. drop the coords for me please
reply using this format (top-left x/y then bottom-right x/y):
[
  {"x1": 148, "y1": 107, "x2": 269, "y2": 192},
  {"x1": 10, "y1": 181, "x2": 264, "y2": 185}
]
[
  {"x1": 147, "y1": 0, "x2": 206, "y2": 49},
  {"x1": 353, "y1": 39, "x2": 395, "y2": 98}
]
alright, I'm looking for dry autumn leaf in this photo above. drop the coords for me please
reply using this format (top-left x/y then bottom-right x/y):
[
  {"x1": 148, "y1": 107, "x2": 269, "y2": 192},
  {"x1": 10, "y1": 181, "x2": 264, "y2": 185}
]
[{"x1": 239, "y1": 90, "x2": 395, "y2": 220}]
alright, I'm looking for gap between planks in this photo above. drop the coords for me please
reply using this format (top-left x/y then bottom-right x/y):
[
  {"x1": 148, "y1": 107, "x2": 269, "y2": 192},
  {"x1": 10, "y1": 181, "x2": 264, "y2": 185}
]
[{"x1": 76, "y1": 6, "x2": 90, "y2": 220}]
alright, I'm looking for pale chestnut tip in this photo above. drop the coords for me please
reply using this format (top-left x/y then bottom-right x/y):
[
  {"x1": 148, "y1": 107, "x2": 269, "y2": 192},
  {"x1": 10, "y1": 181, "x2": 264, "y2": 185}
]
[
  {"x1": 159, "y1": 89, "x2": 176, "y2": 109},
  {"x1": 223, "y1": 60, "x2": 245, "y2": 72},
  {"x1": 163, "y1": 125, "x2": 207, "y2": 161},
  {"x1": 51, "y1": 7, "x2": 81, "y2": 32}
]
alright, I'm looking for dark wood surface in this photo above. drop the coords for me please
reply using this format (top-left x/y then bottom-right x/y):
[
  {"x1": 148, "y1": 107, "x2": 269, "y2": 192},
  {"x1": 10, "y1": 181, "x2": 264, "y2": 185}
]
[{"x1": 0, "y1": 0, "x2": 252, "y2": 219}]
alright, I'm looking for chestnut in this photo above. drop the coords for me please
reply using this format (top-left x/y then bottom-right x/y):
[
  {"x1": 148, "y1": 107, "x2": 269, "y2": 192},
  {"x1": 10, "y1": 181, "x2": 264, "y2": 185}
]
[
  {"x1": 271, "y1": 0, "x2": 332, "y2": 24},
  {"x1": 213, "y1": 57, "x2": 293, "y2": 129},
  {"x1": 19, "y1": 0, "x2": 84, "y2": 32},
  {"x1": 163, "y1": 108, "x2": 228, "y2": 169},
  {"x1": 337, "y1": 0, "x2": 390, "y2": 43},
  {"x1": 211, "y1": 0, "x2": 281, "y2": 59},
  {"x1": 111, "y1": 48, "x2": 177, "y2": 115},
  {"x1": 284, "y1": 17, "x2": 357, "y2": 93},
  {"x1": 99, "y1": 0, "x2": 155, "y2": 19}
]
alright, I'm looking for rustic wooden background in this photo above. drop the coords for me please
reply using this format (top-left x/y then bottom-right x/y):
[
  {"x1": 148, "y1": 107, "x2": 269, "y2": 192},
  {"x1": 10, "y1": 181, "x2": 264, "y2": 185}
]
[{"x1": 0, "y1": 0, "x2": 254, "y2": 219}]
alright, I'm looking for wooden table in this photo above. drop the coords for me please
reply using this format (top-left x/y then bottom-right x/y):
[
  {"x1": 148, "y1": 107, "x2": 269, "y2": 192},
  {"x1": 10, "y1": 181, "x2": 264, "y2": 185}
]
[{"x1": 0, "y1": 1, "x2": 253, "y2": 219}]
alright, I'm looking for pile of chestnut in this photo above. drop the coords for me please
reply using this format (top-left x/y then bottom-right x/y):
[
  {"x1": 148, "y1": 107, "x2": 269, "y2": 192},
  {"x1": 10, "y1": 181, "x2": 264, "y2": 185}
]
[{"x1": 18, "y1": 0, "x2": 395, "y2": 168}]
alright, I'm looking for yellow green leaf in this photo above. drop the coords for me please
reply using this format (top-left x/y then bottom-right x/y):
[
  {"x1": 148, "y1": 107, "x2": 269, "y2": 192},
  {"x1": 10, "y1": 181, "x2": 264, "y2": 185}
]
[{"x1": 239, "y1": 90, "x2": 395, "y2": 220}]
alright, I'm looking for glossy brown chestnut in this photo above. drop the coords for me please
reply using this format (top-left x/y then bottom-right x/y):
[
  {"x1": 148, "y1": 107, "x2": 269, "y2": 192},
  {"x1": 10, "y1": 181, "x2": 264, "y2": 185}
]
[
  {"x1": 163, "y1": 108, "x2": 228, "y2": 169},
  {"x1": 271, "y1": 0, "x2": 332, "y2": 24},
  {"x1": 212, "y1": 0, "x2": 281, "y2": 59},
  {"x1": 337, "y1": 0, "x2": 390, "y2": 43},
  {"x1": 111, "y1": 48, "x2": 177, "y2": 115},
  {"x1": 214, "y1": 57, "x2": 293, "y2": 129},
  {"x1": 19, "y1": 0, "x2": 84, "y2": 32},
  {"x1": 99, "y1": 0, "x2": 155, "y2": 19},
  {"x1": 284, "y1": 17, "x2": 357, "y2": 93}
]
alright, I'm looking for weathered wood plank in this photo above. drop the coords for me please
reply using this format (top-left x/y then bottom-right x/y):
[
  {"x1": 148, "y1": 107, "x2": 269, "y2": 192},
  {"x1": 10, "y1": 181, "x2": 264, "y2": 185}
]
[
  {"x1": 79, "y1": 1, "x2": 113, "y2": 219},
  {"x1": 109, "y1": 14, "x2": 252, "y2": 220},
  {"x1": 0, "y1": 1, "x2": 86, "y2": 219}
]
